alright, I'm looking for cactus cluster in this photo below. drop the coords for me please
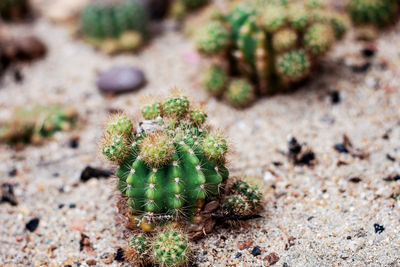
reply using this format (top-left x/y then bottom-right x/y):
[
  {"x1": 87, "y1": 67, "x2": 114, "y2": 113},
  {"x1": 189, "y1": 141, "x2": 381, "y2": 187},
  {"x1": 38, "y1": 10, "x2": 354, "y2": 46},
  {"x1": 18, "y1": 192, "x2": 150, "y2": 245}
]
[
  {"x1": 101, "y1": 93, "x2": 230, "y2": 231},
  {"x1": 223, "y1": 180, "x2": 262, "y2": 216},
  {"x1": 0, "y1": 0, "x2": 30, "y2": 21},
  {"x1": 170, "y1": 0, "x2": 209, "y2": 19},
  {"x1": 348, "y1": 0, "x2": 399, "y2": 27},
  {"x1": 195, "y1": 0, "x2": 349, "y2": 107},
  {"x1": 0, "y1": 105, "x2": 77, "y2": 145},
  {"x1": 81, "y1": 0, "x2": 148, "y2": 54}
]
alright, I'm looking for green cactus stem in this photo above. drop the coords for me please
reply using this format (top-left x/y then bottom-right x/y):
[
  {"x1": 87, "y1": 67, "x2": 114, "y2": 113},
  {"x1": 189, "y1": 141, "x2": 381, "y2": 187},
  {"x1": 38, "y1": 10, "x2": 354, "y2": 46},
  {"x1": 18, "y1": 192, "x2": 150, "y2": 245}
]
[
  {"x1": 195, "y1": 21, "x2": 230, "y2": 55},
  {"x1": 304, "y1": 23, "x2": 335, "y2": 56},
  {"x1": 101, "y1": 94, "x2": 230, "y2": 231},
  {"x1": 348, "y1": 0, "x2": 399, "y2": 27},
  {"x1": 225, "y1": 79, "x2": 255, "y2": 108},
  {"x1": 276, "y1": 50, "x2": 310, "y2": 82},
  {"x1": 202, "y1": 65, "x2": 228, "y2": 96}
]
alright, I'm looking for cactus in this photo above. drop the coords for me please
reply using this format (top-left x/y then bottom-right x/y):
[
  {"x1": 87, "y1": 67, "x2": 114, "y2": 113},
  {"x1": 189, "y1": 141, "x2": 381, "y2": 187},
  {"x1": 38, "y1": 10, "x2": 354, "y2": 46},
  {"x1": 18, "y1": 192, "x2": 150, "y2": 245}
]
[
  {"x1": 153, "y1": 230, "x2": 189, "y2": 267},
  {"x1": 348, "y1": 0, "x2": 399, "y2": 27},
  {"x1": 125, "y1": 234, "x2": 151, "y2": 265},
  {"x1": 0, "y1": 0, "x2": 29, "y2": 20},
  {"x1": 101, "y1": 94, "x2": 230, "y2": 231},
  {"x1": 0, "y1": 105, "x2": 77, "y2": 145},
  {"x1": 170, "y1": 0, "x2": 209, "y2": 19},
  {"x1": 81, "y1": 0, "x2": 148, "y2": 54},
  {"x1": 195, "y1": 0, "x2": 348, "y2": 107},
  {"x1": 202, "y1": 65, "x2": 228, "y2": 95},
  {"x1": 225, "y1": 79, "x2": 255, "y2": 108},
  {"x1": 223, "y1": 180, "x2": 262, "y2": 216}
]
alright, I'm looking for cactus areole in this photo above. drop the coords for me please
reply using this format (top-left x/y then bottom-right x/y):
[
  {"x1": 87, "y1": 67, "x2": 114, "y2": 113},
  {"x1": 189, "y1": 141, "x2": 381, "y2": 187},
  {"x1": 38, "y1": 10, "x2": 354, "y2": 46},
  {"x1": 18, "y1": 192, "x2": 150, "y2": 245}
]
[{"x1": 101, "y1": 95, "x2": 229, "y2": 231}]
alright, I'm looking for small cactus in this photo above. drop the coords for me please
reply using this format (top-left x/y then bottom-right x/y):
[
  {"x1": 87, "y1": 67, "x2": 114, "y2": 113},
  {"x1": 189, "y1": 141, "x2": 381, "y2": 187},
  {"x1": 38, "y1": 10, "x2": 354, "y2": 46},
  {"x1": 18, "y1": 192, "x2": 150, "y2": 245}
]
[
  {"x1": 153, "y1": 230, "x2": 189, "y2": 267},
  {"x1": 225, "y1": 79, "x2": 255, "y2": 108},
  {"x1": 194, "y1": 0, "x2": 348, "y2": 107},
  {"x1": 223, "y1": 180, "x2": 262, "y2": 216},
  {"x1": 81, "y1": 0, "x2": 148, "y2": 54},
  {"x1": 125, "y1": 234, "x2": 151, "y2": 265},
  {"x1": 0, "y1": 105, "x2": 77, "y2": 145},
  {"x1": 202, "y1": 65, "x2": 228, "y2": 95},
  {"x1": 101, "y1": 93, "x2": 230, "y2": 231},
  {"x1": 348, "y1": 0, "x2": 399, "y2": 27},
  {"x1": 170, "y1": 0, "x2": 209, "y2": 19},
  {"x1": 0, "y1": 0, "x2": 30, "y2": 20}
]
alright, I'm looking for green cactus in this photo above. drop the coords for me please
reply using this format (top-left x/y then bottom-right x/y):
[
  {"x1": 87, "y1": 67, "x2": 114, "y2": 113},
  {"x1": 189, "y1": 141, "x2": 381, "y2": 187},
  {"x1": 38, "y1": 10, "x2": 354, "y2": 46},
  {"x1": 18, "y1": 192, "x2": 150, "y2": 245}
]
[
  {"x1": 304, "y1": 23, "x2": 335, "y2": 56},
  {"x1": 223, "y1": 180, "x2": 262, "y2": 216},
  {"x1": 81, "y1": 0, "x2": 148, "y2": 53},
  {"x1": 195, "y1": 21, "x2": 230, "y2": 55},
  {"x1": 101, "y1": 94, "x2": 229, "y2": 231},
  {"x1": 202, "y1": 65, "x2": 228, "y2": 96},
  {"x1": 276, "y1": 50, "x2": 310, "y2": 82},
  {"x1": 180, "y1": 0, "x2": 209, "y2": 10},
  {"x1": 0, "y1": 105, "x2": 77, "y2": 145},
  {"x1": 223, "y1": 195, "x2": 250, "y2": 215},
  {"x1": 195, "y1": 0, "x2": 348, "y2": 107},
  {"x1": 153, "y1": 230, "x2": 189, "y2": 267},
  {"x1": 125, "y1": 234, "x2": 151, "y2": 265},
  {"x1": 0, "y1": 0, "x2": 29, "y2": 20},
  {"x1": 348, "y1": 0, "x2": 399, "y2": 27},
  {"x1": 225, "y1": 79, "x2": 255, "y2": 108}
]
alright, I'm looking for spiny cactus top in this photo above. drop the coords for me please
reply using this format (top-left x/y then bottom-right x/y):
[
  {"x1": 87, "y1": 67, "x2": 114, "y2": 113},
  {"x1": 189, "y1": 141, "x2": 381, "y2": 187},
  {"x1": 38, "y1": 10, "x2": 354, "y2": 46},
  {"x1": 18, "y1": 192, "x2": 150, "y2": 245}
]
[
  {"x1": 195, "y1": 0, "x2": 349, "y2": 107},
  {"x1": 81, "y1": 0, "x2": 148, "y2": 54},
  {"x1": 101, "y1": 94, "x2": 229, "y2": 231},
  {"x1": 348, "y1": 0, "x2": 399, "y2": 27},
  {"x1": 0, "y1": 105, "x2": 77, "y2": 145}
]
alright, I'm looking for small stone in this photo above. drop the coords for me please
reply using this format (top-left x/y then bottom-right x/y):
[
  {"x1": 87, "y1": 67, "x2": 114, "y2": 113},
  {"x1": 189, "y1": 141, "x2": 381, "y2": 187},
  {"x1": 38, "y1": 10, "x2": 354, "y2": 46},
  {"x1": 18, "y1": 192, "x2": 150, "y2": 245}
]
[
  {"x1": 386, "y1": 154, "x2": 396, "y2": 162},
  {"x1": 26, "y1": 218, "x2": 40, "y2": 232},
  {"x1": 235, "y1": 252, "x2": 242, "y2": 258},
  {"x1": 97, "y1": 66, "x2": 146, "y2": 94},
  {"x1": 383, "y1": 174, "x2": 400, "y2": 182},
  {"x1": 16, "y1": 36, "x2": 47, "y2": 60},
  {"x1": 69, "y1": 137, "x2": 79, "y2": 149},
  {"x1": 1, "y1": 182, "x2": 18, "y2": 205},
  {"x1": 80, "y1": 166, "x2": 112, "y2": 182},
  {"x1": 16, "y1": 235, "x2": 23, "y2": 242},
  {"x1": 374, "y1": 223, "x2": 385, "y2": 234},
  {"x1": 351, "y1": 62, "x2": 371, "y2": 73},
  {"x1": 86, "y1": 259, "x2": 96, "y2": 266},
  {"x1": 330, "y1": 91, "x2": 341, "y2": 104},
  {"x1": 264, "y1": 252, "x2": 279, "y2": 265},
  {"x1": 114, "y1": 248, "x2": 124, "y2": 261},
  {"x1": 69, "y1": 203, "x2": 76, "y2": 209},
  {"x1": 251, "y1": 246, "x2": 262, "y2": 257},
  {"x1": 349, "y1": 177, "x2": 362, "y2": 183},
  {"x1": 334, "y1": 144, "x2": 348, "y2": 153},
  {"x1": 102, "y1": 252, "x2": 114, "y2": 264},
  {"x1": 362, "y1": 48, "x2": 375, "y2": 58},
  {"x1": 237, "y1": 239, "x2": 253, "y2": 250},
  {"x1": 8, "y1": 168, "x2": 17, "y2": 177}
]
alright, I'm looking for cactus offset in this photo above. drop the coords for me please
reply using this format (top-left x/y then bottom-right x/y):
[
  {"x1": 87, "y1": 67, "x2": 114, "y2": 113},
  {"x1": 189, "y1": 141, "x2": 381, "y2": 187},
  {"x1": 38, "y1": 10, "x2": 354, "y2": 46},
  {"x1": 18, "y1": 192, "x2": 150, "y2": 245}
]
[
  {"x1": 348, "y1": 0, "x2": 399, "y2": 27},
  {"x1": 81, "y1": 0, "x2": 148, "y2": 54},
  {"x1": 153, "y1": 230, "x2": 189, "y2": 267},
  {"x1": 223, "y1": 180, "x2": 262, "y2": 216},
  {"x1": 195, "y1": 0, "x2": 348, "y2": 107},
  {"x1": 101, "y1": 94, "x2": 229, "y2": 231}
]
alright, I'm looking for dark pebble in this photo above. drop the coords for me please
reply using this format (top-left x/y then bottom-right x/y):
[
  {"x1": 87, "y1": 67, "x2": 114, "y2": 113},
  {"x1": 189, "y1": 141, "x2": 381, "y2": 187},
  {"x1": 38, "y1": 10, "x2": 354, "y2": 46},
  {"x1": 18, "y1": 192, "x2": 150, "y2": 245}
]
[
  {"x1": 58, "y1": 204, "x2": 64, "y2": 209},
  {"x1": 307, "y1": 216, "x2": 314, "y2": 221},
  {"x1": 334, "y1": 144, "x2": 348, "y2": 153},
  {"x1": 351, "y1": 62, "x2": 371, "y2": 73},
  {"x1": 330, "y1": 91, "x2": 341, "y2": 104},
  {"x1": 297, "y1": 151, "x2": 315, "y2": 165},
  {"x1": 14, "y1": 69, "x2": 23, "y2": 83},
  {"x1": 64, "y1": 265, "x2": 72, "y2": 267},
  {"x1": 386, "y1": 154, "x2": 395, "y2": 162},
  {"x1": 283, "y1": 263, "x2": 290, "y2": 267},
  {"x1": 1, "y1": 183, "x2": 18, "y2": 206},
  {"x1": 26, "y1": 217, "x2": 40, "y2": 232},
  {"x1": 235, "y1": 252, "x2": 242, "y2": 258},
  {"x1": 346, "y1": 236, "x2": 352, "y2": 240},
  {"x1": 114, "y1": 248, "x2": 124, "y2": 261},
  {"x1": 273, "y1": 161, "x2": 282, "y2": 166},
  {"x1": 97, "y1": 66, "x2": 146, "y2": 94},
  {"x1": 69, "y1": 203, "x2": 76, "y2": 209},
  {"x1": 362, "y1": 48, "x2": 375, "y2": 58},
  {"x1": 383, "y1": 174, "x2": 400, "y2": 182},
  {"x1": 16, "y1": 36, "x2": 47, "y2": 60},
  {"x1": 374, "y1": 223, "x2": 385, "y2": 234},
  {"x1": 8, "y1": 168, "x2": 17, "y2": 177},
  {"x1": 69, "y1": 137, "x2": 79, "y2": 149},
  {"x1": 288, "y1": 137, "x2": 301, "y2": 155},
  {"x1": 251, "y1": 246, "x2": 262, "y2": 257},
  {"x1": 80, "y1": 166, "x2": 113, "y2": 182},
  {"x1": 349, "y1": 177, "x2": 362, "y2": 183}
]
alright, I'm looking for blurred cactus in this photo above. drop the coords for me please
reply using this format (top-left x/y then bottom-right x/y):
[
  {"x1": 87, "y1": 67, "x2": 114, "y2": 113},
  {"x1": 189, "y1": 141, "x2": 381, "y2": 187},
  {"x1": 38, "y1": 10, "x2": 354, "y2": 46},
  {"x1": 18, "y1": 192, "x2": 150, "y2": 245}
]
[
  {"x1": 194, "y1": 0, "x2": 349, "y2": 107},
  {"x1": 170, "y1": 0, "x2": 209, "y2": 19},
  {"x1": 348, "y1": 0, "x2": 399, "y2": 27},
  {"x1": 0, "y1": 105, "x2": 77, "y2": 145},
  {"x1": 0, "y1": 0, "x2": 30, "y2": 21},
  {"x1": 101, "y1": 93, "x2": 229, "y2": 231},
  {"x1": 81, "y1": 0, "x2": 148, "y2": 54}
]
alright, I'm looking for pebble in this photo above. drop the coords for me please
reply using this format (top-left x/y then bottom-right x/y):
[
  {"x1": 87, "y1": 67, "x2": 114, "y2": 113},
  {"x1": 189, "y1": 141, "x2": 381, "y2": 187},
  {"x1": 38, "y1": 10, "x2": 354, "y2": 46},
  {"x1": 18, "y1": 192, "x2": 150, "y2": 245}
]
[
  {"x1": 237, "y1": 239, "x2": 253, "y2": 250},
  {"x1": 264, "y1": 252, "x2": 279, "y2": 265},
  {"x1": 80, "y1": 166, "x2": 113, "y2": 182},
  {"x1": 114, "y1": 248, "x2": 124, "y2": 261},
  {"x1": 251, "y1": 246, "x2": 262, "y2": 257},
  {"x1": 97, "y1": 66, "x2": 146, "y2": 94},
  {"x1": 330, "y1": 91, "x2": 341, "y2": 104},
  {"x1": 374, "y1": 224, "x2": 385, "y2": 234},
  {"x1": 8, "y1": 168, "x2": 17, "y2": 177},
  {"x1": 16, "y1": 36, "x2": 47, "y2": 60},
  {"x1": 1, "y1": 182, "x2": 18, "y2": 206},
  {"x1": 235, "y1": 252, "x2": 242, "y2": 258},
  {"x1": 26, "y1": 218, "x2": 40, "y2": 232},
  {"x1": 86, "y1": 259, "x2": 96, "y2": 266}
]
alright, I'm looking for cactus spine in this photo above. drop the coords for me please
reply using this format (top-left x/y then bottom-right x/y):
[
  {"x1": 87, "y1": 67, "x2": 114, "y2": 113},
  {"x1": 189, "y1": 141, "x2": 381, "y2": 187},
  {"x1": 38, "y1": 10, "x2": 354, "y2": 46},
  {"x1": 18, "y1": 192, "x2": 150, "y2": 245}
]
[
  {"x1": 101, "y1": 94, "x2": 229, "y2": 231},
  {"x1": 81, "y1": 0, "x2": 148, "y2": 54},
  {"x1": 194, "y1": 0, "x2": 349, "y2": 107}
]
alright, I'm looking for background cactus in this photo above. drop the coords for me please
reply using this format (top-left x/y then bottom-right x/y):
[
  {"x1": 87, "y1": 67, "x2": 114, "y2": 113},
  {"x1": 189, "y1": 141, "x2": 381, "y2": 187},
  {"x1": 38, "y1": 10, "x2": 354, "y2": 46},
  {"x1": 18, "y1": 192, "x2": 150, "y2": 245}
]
[
  {"x1": 170, "y1": 0, "x2": 209, "y2": 19},
  {"x1": 0, "y1": 105, "x2": 77, "y2": 145},
  {"x1": 348, "y1": 0, "x2": 399, "y2": 27},
  {"x1": 101, "y1": 94, "x2": 230, "y2": 231},
  {"x1": 81, "y1": 0, "x2": 148, "y2": 54},
  {"x1": 194, "y1": 0, "x2": 349, "y2": 107},
  {"x1": 0, "y1": 0, "x2": 30, "y2": 21}
]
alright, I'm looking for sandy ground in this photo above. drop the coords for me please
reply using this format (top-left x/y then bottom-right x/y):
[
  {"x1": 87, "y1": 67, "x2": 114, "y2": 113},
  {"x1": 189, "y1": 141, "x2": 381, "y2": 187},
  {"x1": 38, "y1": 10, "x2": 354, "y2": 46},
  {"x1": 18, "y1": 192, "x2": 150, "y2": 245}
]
[{"x1": 1, "y1": 7, "x2": 400, "y2": 267}]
